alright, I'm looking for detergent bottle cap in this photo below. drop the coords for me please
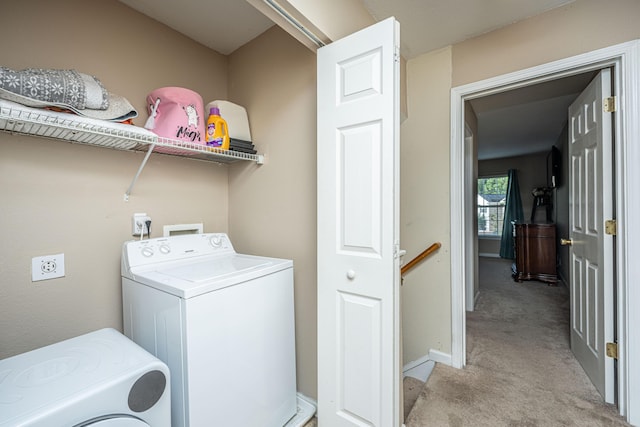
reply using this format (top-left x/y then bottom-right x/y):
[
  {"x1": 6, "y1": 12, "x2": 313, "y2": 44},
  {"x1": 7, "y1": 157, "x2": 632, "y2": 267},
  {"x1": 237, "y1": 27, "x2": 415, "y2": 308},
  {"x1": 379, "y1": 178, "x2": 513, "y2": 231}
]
[{"x1": 210, "y1": 107, "x2": 220, "y2": 116}]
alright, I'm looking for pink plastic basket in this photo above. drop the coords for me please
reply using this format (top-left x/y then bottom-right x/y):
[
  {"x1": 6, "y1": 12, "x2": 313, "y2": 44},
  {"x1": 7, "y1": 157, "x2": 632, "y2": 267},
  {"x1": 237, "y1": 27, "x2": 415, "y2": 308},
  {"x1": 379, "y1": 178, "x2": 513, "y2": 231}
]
[{"x1": 144, "y1": 87, "x2": 205, "y2": 149}]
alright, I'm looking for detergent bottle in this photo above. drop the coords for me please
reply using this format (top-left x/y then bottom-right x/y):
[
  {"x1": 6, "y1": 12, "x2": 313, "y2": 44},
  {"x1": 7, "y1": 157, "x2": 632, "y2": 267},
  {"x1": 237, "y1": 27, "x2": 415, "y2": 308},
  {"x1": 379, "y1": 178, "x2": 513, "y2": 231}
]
[{"x1": 205, "y1": 106, "x2": 230, "y2": 150}]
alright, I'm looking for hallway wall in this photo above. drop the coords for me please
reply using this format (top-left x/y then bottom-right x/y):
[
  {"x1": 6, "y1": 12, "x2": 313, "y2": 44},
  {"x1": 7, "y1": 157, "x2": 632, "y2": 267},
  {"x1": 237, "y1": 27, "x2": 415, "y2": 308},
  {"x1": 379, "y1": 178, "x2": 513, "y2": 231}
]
[
  {"x1": 227, "y1": 26, "x2": 318, "y2": 398},
  {"x1": 478, "y1": 152, "x2": 549, "y2": 257},
  {"x1": 401, "y1": 47, "x2": 453, "y2": 363},
  {"x1": 0, "y1": 0, "x2": 230, "y2": 359},
  {"x1": 401, "y1": 0, "x2": 640, "y2": 364}
]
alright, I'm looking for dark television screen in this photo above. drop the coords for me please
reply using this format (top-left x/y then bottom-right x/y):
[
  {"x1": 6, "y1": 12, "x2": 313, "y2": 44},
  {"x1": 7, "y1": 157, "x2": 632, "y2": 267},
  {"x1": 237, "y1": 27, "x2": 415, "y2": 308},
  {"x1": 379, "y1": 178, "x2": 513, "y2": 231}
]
[{"x1": 547, "y1": 146, "x2": 561, "y2": 188}]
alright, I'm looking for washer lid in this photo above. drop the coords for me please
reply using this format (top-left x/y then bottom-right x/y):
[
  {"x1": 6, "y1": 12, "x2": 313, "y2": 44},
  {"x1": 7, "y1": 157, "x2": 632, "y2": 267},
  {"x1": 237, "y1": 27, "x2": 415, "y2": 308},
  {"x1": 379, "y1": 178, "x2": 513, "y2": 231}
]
[
  {"x1": 130, "y1": 254, "x2": 293, "y2": 299},
  {"x1": 158, "y1": 255, "x2": 271, "y2": 282}
]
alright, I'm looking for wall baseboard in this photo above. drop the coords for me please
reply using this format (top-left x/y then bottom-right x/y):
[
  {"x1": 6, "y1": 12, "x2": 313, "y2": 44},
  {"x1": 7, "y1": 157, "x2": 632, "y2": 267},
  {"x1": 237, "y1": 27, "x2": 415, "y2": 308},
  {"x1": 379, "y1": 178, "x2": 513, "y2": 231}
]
[
  {"x1": 402, "y1": 350, "x2": 452, "y2": 382},
  {"x1": 291, "y1": 392, "x2": 317, "y2": 426},
  {"x1": 557, "y1": 271, "x2": 569, "y2": 289},
  {"x1": 403, "y1": 353, "x2": 430, "y2": 372},
  {"x1": 479, "y1": 252, "x2": 500, "y2": 258},
  {"x1": 403, "y1": 354, "x2": 435, "y2": 382},
  {"x1": 428, "y1": 349, "x2": 452, "y2": 366},
  {"x1": 296, "y1": 392, "x2": 317, "y2": 407}
]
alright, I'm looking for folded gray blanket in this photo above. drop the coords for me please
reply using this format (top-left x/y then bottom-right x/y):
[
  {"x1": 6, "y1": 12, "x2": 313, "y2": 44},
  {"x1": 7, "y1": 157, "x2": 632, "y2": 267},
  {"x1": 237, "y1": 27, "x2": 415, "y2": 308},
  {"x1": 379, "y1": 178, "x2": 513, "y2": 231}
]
[
  {"x1": 0, "y1": 66, "x2": 137, "y2": 122},
  {"x1": 0, "y1": 67, "x2": 108, "y2": 111}
]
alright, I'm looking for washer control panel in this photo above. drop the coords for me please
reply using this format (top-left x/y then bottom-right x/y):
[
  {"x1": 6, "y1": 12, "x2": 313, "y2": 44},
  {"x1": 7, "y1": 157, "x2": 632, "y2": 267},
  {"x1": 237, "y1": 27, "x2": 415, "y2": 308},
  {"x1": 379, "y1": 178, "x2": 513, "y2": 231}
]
[{"x1": 123, "y1": 233, "x2": 234, "y2": 268}]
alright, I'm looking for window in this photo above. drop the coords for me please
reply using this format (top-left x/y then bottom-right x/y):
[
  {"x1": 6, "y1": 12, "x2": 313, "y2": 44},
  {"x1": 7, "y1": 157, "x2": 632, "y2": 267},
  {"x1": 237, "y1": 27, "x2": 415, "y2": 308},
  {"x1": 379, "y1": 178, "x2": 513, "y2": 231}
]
[{"x1": 477, "y1": 175, "x2": 508, "y2": 237}]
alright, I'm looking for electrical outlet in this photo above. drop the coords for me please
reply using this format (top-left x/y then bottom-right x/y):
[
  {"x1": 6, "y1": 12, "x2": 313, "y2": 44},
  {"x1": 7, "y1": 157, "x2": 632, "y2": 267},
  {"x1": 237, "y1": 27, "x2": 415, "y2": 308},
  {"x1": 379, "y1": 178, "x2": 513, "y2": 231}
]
[
  {"x1": 32, "y1": 253, "x2": 65, "y2": 282},
  {"x1": 132, "y1": 213, "x2": 151, "y2": 236}
]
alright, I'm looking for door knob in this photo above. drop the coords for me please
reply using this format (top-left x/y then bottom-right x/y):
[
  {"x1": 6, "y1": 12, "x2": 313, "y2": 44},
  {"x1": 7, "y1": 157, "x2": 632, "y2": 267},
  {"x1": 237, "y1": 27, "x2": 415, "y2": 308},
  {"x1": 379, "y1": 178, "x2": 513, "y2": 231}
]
[
  {"x1": 346, "y1": 270, "x2": 356, "y2": 280},
  {"x1": 560, "y1": 238, "x2": 573, "y2": 246}
]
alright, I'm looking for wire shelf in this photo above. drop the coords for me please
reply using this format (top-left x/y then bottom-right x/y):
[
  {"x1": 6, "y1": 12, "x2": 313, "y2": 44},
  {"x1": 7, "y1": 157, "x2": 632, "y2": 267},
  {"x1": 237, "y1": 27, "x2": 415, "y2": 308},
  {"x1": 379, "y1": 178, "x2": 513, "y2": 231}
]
[
  {"x1": 0, "y1": 101, "x2": 263, "y2": 164},
  {"x1": 146, "y1": 136, "x2": 262, "y2": 163}
]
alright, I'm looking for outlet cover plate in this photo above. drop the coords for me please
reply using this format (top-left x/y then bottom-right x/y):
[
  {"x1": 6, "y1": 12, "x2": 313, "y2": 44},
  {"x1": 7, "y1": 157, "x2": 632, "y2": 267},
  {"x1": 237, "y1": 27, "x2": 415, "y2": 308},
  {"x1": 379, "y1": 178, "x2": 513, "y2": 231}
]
[
  {"x1": 32, "y1": 253, "x2": 65, "y2": 282},
  {"x1": 132, "y1": 213, "x2": 151, "y2": 236}
]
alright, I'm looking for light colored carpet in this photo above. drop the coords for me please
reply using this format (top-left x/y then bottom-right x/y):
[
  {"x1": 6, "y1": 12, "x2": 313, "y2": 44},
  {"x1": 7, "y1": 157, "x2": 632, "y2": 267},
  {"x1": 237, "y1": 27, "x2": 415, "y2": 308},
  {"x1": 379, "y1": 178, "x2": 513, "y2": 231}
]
[
  {"x1": 405, "y1": 376, "x2": 427, "y2": 418},
  {"x1": 305, "y1": 376, "x2": 423, "y2": 425},
  {"x1": 406, "y1": 257, "x2": 630, "y2": 427}
]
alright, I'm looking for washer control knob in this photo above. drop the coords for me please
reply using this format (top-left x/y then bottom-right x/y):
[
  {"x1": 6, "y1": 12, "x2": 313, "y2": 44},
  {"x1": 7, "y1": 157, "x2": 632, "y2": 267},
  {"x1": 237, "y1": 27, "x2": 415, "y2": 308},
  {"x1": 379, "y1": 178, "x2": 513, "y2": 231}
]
[
  {"x1": 346, "y1": 270, "x2": 356, "y2": 280},
  {"x1": 141, "y1": 247, "x2": 154, "y2": 257},
  {"x1": 159, "y1": 244, "x2": 171, "y2": 254},
  {"x1": 210, "y1": 235, "x2": 223, "y2": 247}
]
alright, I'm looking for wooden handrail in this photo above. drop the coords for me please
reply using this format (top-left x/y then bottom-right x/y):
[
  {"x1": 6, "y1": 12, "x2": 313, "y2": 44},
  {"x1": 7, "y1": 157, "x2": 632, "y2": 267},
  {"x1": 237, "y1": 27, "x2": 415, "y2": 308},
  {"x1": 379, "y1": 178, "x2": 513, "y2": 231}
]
[{"x1": 401, "y1": 242, "x2": 441, "y2": 276}]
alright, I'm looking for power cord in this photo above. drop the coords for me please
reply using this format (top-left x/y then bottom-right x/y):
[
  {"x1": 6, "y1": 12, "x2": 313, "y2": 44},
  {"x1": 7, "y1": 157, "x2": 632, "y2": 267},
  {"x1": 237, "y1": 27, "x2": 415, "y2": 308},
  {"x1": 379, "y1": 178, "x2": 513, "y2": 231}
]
[{"x1": 145, "y1": 220, "x2": 152, "y2": 239}]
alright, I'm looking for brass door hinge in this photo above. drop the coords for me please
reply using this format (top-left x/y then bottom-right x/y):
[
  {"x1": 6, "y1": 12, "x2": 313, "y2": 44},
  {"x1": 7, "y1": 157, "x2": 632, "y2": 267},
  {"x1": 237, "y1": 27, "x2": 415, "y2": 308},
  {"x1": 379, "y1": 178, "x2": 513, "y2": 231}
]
[
  {"x1": 605, "y1": 219, "x2": 617, "y2": 236},
  {"x1": 606, "y1": 342, "x2": 618, "y2": 359},
  {"x1": 604, "y1": 96, "x2": 617, "y2": 113}
]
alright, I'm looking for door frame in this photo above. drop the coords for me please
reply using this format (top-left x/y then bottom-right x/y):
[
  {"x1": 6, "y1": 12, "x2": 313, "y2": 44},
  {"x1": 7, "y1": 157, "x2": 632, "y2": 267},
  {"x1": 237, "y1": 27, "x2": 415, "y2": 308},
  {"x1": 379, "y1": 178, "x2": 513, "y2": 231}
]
[
  {"x1": 464, "y1": 123, "x2": 477, "y2": 312},
  {"x1": 450, "y1": 40, "x2": 640, "y2": 424}
]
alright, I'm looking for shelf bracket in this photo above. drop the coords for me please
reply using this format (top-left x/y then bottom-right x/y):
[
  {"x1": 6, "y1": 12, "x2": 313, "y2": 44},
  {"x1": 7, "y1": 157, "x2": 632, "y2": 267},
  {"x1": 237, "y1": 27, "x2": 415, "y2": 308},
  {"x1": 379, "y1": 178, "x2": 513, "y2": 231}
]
[{"x1": 124, "y1": 143, "x2": 156, "y2": 201}]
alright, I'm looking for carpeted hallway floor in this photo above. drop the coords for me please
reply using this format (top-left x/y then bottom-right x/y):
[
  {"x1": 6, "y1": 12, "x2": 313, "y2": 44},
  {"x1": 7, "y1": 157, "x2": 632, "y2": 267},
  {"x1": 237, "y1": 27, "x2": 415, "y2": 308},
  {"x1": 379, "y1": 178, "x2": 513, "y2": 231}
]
[{"x1": 405, "y1": 257, "x2": 630, "y2": 426}]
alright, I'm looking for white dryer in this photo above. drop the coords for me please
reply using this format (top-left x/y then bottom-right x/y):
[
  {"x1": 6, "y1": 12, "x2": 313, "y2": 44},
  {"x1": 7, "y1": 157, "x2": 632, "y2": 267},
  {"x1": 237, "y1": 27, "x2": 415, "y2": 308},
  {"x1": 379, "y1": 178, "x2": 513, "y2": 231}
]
[
  {"x1": 0, "y1": 328, "x2": 170, "y2": 427},
  {"x1": 121, "y1": 233, "x2": 298, "y2": 427}
]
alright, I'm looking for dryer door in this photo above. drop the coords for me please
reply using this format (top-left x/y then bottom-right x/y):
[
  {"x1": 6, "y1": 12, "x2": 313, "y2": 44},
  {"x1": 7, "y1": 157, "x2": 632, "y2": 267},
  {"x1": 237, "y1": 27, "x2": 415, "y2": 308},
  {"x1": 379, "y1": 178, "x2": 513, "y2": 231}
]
[{"x1": 80, "y1": 417, "x2": 150, "y2": 426}]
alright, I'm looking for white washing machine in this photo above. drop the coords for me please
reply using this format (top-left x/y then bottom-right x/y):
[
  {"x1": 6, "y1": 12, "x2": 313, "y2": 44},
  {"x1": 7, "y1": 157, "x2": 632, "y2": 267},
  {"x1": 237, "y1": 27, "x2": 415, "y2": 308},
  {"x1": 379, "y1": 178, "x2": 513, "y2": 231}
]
[
  {"x1": 121, "y1": 233, "x2": 299, "y2": 427},
  {"x1": 0, "y1": 328, "x2": 170, "y2": 427}
]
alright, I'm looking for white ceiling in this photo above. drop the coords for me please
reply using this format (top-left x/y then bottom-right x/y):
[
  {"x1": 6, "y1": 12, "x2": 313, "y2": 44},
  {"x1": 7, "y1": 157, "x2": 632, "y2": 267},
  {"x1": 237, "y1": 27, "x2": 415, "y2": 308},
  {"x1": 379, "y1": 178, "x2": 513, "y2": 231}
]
[
  {"x1": 119, "y1": 0, "x2": 275, "y2": 55},
  {"x1": 470, "y1": 71, "x2": 596, "y2": 160},
  {"x1": 119, "y1": 0, "x2": 584, "y2": 160},
  {"x1": 119, "y1": 0, "x2": 576, "y2": 59},
  {"x1": 361, "y1": 0, "x2": 576, "y2": 59}
]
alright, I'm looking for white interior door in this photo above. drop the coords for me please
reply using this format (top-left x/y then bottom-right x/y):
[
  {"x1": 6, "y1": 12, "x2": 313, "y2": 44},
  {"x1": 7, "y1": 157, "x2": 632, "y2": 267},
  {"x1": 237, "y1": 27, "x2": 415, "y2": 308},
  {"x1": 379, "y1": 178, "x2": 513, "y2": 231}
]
[
  {"x1": 317, "y1": 17, "x2": 401, "y2": 427},
  {"x1": 568, "y1": 68, "x2": 614, "y2": 403}
]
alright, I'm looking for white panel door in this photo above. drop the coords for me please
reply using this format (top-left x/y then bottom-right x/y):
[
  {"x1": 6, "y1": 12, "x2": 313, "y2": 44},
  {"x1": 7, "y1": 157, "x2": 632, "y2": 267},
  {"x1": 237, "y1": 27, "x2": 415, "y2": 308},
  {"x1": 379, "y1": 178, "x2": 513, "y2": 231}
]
[
  {"x1": 568, "y1": 68, "x2": 615, "y2": 403},
  {"x1": 317, "y1": 17, "x2": 401, "y2": 427}
]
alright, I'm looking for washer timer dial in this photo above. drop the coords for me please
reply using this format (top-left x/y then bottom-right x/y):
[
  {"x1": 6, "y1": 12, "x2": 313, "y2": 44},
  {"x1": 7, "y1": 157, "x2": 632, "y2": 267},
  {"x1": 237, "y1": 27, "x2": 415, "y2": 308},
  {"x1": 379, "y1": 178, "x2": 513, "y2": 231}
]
[
  {"x1": 141, "y1": 247, "x2": 154, "y2": 257},
  {"x1": 209, "y1": 235, "x2": 223, "y2": 248}
]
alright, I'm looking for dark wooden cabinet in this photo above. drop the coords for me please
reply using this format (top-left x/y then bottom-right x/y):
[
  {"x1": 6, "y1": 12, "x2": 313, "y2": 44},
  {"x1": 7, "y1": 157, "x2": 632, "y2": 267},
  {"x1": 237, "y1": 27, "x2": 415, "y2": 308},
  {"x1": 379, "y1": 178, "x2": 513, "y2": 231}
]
[{"x1": 513, "y1": 222, "x2": 557, "y2": 284}]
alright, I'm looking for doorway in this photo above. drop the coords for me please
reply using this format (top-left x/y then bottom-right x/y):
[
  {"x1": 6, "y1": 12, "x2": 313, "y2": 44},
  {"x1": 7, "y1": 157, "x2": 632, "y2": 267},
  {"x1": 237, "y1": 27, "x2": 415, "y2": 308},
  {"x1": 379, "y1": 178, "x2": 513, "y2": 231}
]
[
  {"x1": 464, "y1": 69, "x2": 599, "y2": 399},
  {"x1": 468, "y1": 69, "x2": 597, "y2": 304},
  {"x1": 450, "y1": 41, "x2": 640, "y2": 424}
]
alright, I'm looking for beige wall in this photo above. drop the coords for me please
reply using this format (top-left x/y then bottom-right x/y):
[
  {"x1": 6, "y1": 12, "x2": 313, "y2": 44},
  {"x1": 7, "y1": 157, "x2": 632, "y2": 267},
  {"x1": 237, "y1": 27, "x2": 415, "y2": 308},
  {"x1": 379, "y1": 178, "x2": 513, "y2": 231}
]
[
  {"x1": 227, "y1": 26, "x2": 318, "y2": 398},
  {"x1": 235, "y1": 0, "x2": 640, "y2": 389},
  {"x1": 400, "y1": 47, "x2": 453, "y2": 363},
  {"x1": 477, "y1": 152, "x2": 549, "y2": 256},
  {"x1": 247, "y1": 0, "x2": 374, "y2": 53},
  {"x1": 452, "y1": 0, "x2": 640, "y2": 86},
  {"x1": 288, "y1": 0, "x2": 375, "y2": 41},
  {"x1": 403, "y1": 0, "x2": 640, "y2": 364},
  {"x1": 0, "y1": 0, "x2": 320, "y2": 400},
  {"x1": 0, "y1": 0, "x2": 230, "y2": 356},
  {"x1": 4, "y1": 0, "x2": 640, "y2": 404}
]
